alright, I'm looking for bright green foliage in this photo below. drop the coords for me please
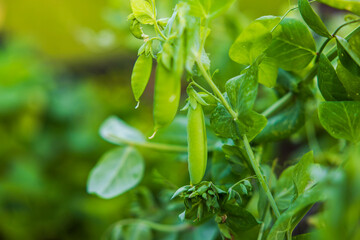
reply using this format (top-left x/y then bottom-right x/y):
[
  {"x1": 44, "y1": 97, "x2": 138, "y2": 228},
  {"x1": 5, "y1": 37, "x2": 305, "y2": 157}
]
[
  {"x1": 266, "y1": 18, "x2": 316, "y2": 71},
  {"x1": 225, "y1": 64, "x2": 258, "y2": 115},
  {"x1": 336, "y1": 36, "x2": 360, "y2": 76},
  {"x1": 274, "y1": 151, "x2": 316, "y2": 212},
  {"x1": 86, "y1": 0, "x2": 360, "y2": 239},
  {"x1": 336, "y1": 61, "x2": 360, "y2": 100},
  {"x1": 319, "y1": 101, "x2": 360, "y2": 143},
  {"x1": 268, "y1": 185, "x2": 326, "y2": 240},
  {"x1": 258, "y1": 57, "x2": 278, "y2": 88},
  {"x1": 229, "y1": 16, "x2": 280, "y2": 65},
  {"x1": 229, "y1": 16, "x2": 280, "y2": 87},
  {"x1": 100, "y1": 116, "x2": 147, "y2": 145},
  {"x1": 299, "y1": 0, "x2": 331, "y2": 38},
  {"x1": 317, "y1": 54, "x2": 350, "y2": 101},
  {"x1": 130, "y1": 0, "x2": 156, "y2": 24},
  {"x1": 87, "y1": 146, "x2": 145, "y2": 199}
]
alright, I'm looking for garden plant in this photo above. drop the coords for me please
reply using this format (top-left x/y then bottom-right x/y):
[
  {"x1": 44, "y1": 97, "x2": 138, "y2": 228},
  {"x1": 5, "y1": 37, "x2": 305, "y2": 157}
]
[{"x1": 86, "y1": 0, "x2": 360, "y2": 239}]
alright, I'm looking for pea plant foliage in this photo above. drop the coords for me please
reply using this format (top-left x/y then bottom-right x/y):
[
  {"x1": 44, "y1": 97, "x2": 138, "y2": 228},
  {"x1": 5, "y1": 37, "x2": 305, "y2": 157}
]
[{"x1": 87, "y1": 0, "x2": 360, "y2": 239}]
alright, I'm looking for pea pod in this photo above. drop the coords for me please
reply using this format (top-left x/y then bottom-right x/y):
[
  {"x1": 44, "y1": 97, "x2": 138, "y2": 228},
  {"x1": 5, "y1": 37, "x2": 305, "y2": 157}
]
[
  {"x1": 187, "y1": 102, "x2": 207, "y2": 185},
  {"x1": 131, "y1": 54, "x2": 153, "y2": 102},
  {"x1": 153, "y1": 37, "x2": 184, "y2": 132}
]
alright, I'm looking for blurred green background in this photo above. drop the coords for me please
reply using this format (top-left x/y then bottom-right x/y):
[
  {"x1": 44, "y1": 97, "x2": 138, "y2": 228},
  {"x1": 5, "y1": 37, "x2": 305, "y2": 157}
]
[{"x1": 0, "y1": 0, "x2": 322, "y2": 239}]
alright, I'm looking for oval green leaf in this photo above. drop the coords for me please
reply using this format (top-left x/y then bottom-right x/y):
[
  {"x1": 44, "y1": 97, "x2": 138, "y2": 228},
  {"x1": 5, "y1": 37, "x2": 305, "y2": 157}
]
[
  {"x1": 225, "y1": 64, "x2": 258, "y2": 115},
  {"x1": 299, "y1": 0, "x2": 331, "y2": 38},
  {"x1": 319, "y1": 101, "x2": 360, "y2": 143},
  {"x1": 265, "y1": 18, "x2": 316, "y2": 71},
  {"x1": 336, "y1": 36, "x2": 360, "y2": 77},
  {"x1": 318, "y1": 54, "x2": 351, "y2": 101},
  {"x1": 336, "y1": 60, "x2": 360, "y2": 100},
  {"x1": 229, "y1": 16, "x2": 280, "y2": 65},
  {"x1": 99, "y1": 116, "x2": 146, "y2": 145},
  {"x1": 87, "y1": 146, "x2": 145, "y2": 199},
  {"x1": 130, "y1": 0, "x2": 155, "y2": 25}
]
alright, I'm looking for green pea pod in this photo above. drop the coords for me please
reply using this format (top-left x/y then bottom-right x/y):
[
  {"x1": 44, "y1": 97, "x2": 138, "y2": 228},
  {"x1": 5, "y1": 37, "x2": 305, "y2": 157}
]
[
  {"x1": 153, "y1": 57, "x2": 182, "y2": 131},
  {"x1": 131, "y1": 54, "x2": 152, "y2": 102},
  {"x1": 187, "y1": 103, "x2": 207, "y2": 185},
  {"x1": 153, "y1": 36, "x2": 184, "y2": 132}
]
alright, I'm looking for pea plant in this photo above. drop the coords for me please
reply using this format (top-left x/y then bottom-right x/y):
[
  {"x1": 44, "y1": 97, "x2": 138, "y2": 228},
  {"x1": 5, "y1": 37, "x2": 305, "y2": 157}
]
[{"x1": 87, "y1": 0, "x2": 360, "y2": 239}]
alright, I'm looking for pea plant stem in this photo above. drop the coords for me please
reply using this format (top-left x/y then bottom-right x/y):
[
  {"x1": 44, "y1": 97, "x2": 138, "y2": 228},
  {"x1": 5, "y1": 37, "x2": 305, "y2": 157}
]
[
  {"x1": 195, "y1": 59, "x2": 238, "y2": 118},
  {"x1": 242, "y1": 134, "x2": 281, "y2": 218},
  {"x1": 154, "y1": 20, "x2": 168, "y2": 40},
  {"x1": 195, "y1": 58, "x2": 281, "y2": 218},
  {"x1": 261, "y1": 92, "x2": 293, "y2": 118},
  {"x1": 108, "y1": 134, "x2": 188, "y2": 152}
]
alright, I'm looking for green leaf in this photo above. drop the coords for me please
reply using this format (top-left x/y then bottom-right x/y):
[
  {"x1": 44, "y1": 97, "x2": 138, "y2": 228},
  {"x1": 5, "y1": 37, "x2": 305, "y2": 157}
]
[
  {"x1": 258, "y1": 57, "x2": 278, "y2": 88},
  {"x1": 131, "y1": 54, "x2": 153, "y2": 102},
  {"x1": 225, "y1": 64, "x2": 258, "y2": 115},
  {"x1": 100, "y1": 116, "x2": 147, "y2": 145},
  {"x1": 316, "y1": 0, "x2": 360, "y2": 16},
  {"x1": 349, "y1": 29, "x2": 360, "y2": 57},
  {"x1": 236, "y1": 110, "x2": 268, "y2": 141},
  {"x1": 299, "y1": 0, "x2": 331, "y2": 38},
  {"x1": 336, "y1": 60, "x2": 360, "y2": 100},
  {"x1": 292, "y1": 151, "x2": 315, "y2": 195},
  {"x1": 87, "y1": 146, "x2": 145, "y2": 199},
  {"x1": 274, "y1": 152, "x2": 316, "y2": 212},
  {"x1": 229, "y1": 16, "x2": 280, "y2": 65},
  {"x1": 336, "y1": 36, "x2": 360, "y2": 76},
  {"x1": 266, "y1": 18, "x2": 316, "y2": 71},
  {"x1": 317, "y1": 54, "x2": 351, "y2": 101},
  {"x1": 210, "y1": 101, "x2": 267, "y2": 141},
  {"x1": 254, "y1": 97, "x2": 305, "y2": 143},
  {"x1": 267, "y1": 185, "x2": 326, "y2": 240},
  {"x1": 274, "y1": 167, "x2": 297, "y2": 212},
  {"x1": 318, "y1": 101, "x2": 360, "y2": 143},
  {"x1": 222, "y1": 204, "x2": 259, "y2": 234},
  {"x1": 210, "y1": 103, "x2": 239, "y2": 140},
  {"x1": 130, "y1": 0, "x2": 155, "y2": 25}
]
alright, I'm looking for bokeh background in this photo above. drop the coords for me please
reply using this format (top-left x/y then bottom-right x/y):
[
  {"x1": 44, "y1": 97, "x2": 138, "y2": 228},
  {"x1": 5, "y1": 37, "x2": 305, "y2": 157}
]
[{"x1": 0, "y1": 0, "x2": 345, "y2": 239}]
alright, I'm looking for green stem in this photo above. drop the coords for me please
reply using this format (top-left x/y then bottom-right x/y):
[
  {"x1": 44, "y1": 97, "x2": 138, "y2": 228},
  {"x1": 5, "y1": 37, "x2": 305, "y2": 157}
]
[
  {"x1": 332, "y1": 19, "x2": 360, "y2": 37},
  {"x1": 189, "y1": 81, "x2": 222, "y2": 103},
  {"x1": 302, "y1": 25, "x2": 360, "y2": 86},
  {"x1": 261, "y1": 92, "x2": 293, "y2": 118},
  {"x1": 315, "y1": 37, "x2": 333, "y2": 63},
  {"x1": 257, "y1": 202, "x2": 270, "y2": 240},
  {"x1": 102, "y1": 219, "x2": 190, "y2": 240},
  {"x1": 154, "y1": 20, "x2": 168, "y2": 40},
  {"x1": 287, "y1": 229, "x2": 292, "y2": 240},
  {"x1": 315, "y1": 19, "x2": 360, "y2": 62},
  {"x1": 108, "y1": 134, "x2": 188, "y2": 152},
  {"x1": 195, "y1": 59, "x2": 238, "y2": 118},
  {"x1": 243, "y1": 134, "x2": 281, "y2": 218},
  {"x1": 229, "y1": 175, "x2": 256, "y2": 190}
]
